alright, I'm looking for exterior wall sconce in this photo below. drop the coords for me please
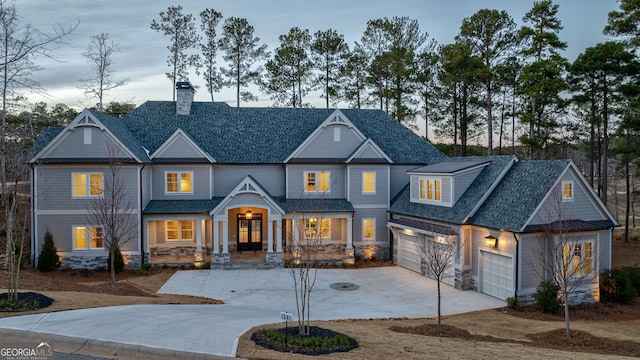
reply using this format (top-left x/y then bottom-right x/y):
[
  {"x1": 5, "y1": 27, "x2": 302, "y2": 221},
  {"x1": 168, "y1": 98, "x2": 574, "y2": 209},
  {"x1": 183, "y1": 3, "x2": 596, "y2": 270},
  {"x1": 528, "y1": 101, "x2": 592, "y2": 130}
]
[
  {"x1": 245, "y1": 210, "x2": 252, "y2": 219},
  {"x1": 485, "y1": 235, "x2": 497, "y2": 248}
]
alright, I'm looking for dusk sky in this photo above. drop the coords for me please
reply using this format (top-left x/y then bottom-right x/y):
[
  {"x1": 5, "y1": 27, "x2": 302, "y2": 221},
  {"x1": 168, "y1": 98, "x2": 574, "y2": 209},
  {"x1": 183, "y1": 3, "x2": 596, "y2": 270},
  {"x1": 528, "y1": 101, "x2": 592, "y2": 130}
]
[{"x1": 18, "y1": 0, "x2": 619, "y2": 111}]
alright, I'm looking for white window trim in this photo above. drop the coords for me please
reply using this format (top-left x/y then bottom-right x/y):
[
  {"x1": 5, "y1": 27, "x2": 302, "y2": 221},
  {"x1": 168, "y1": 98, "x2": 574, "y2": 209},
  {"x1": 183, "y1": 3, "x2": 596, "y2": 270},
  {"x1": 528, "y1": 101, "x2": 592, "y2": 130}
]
[
  {"x1": 561, "y1": 239, "x2": 594, "y2": 277},
  {"x1": 304, "y1": 171, "x2": 331, "y2": 193},
  {"x1": 363, "y1": 218, "x2": 376, "y2": 241},
  {"x1": 165, "y1": 171, "x2": 194, "y2": 194},
  {"x1": 165, "y1": 220, "x2": 194, "y2": 242},
  {"x1": 72, "y1": 225, "x2": 104, "y2": 250},
  {"x1": 362, "y1": 171, "x2": 376, "y2": 195},
  {"x1": 71, "y1": 172, "x2": 104, "y2": 198},
  {"x1": 562, "y1": 181, "x2": 574, "y2": 202},
  {"x1": 418, "y1": 176, "x2": 442, "y2": 203}
]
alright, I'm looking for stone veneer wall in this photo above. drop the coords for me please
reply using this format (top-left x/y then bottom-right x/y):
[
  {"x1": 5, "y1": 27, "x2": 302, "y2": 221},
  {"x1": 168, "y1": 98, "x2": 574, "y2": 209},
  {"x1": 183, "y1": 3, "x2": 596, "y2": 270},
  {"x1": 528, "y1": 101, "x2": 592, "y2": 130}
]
[
  {"x1": 59, "y1": 254, "x2": 142, "y2": 270},
  {"x1": 355, "y1": 244, "x2": 389, "y2": 261}
]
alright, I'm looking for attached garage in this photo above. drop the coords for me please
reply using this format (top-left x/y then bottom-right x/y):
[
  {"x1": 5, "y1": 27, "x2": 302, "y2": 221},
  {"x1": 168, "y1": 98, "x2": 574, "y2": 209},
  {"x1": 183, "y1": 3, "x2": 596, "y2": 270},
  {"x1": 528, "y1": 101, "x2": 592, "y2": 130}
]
[
  {"x1": 480, "y1": 250, "x2": 513, "y2": 300},
  {"x1": 397, "y1": 233, "x2": 422, "y2": 273}
]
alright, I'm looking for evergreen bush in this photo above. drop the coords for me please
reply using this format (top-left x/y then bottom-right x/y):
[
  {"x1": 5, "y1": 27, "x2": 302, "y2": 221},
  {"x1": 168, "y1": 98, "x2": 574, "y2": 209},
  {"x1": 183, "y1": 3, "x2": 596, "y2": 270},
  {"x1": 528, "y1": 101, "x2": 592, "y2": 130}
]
[
  {"x1": 535, "y1": 280, "x2": 561, "y2": 314},
  {"x1": 108, "y1": 247, "x2": 125, "y2": 274},
  {"x1": 37, "y1": 231, "x2": 60, "y2": 272}
]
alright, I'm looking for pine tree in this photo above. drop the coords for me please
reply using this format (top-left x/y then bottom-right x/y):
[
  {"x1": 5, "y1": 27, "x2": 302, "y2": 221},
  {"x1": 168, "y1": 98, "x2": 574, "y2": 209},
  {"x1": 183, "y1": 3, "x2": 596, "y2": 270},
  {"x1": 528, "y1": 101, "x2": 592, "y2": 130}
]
[{"x1": 37, "y1": 231, "x2": 60, "y2": 272}]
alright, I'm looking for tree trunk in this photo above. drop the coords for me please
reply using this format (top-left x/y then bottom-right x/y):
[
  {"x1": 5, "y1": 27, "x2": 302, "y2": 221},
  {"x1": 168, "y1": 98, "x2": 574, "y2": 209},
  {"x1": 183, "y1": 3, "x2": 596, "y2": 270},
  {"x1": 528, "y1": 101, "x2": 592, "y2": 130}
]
[
  {"x1": 486, "y1": 80, "x2": 493, "y2": 156},
  {"x1": 564, "y1": 302, "x2": 571, "y2": 338},
  {"x1": 625, "y1": 130, "x2": 630, "y2": 242}
]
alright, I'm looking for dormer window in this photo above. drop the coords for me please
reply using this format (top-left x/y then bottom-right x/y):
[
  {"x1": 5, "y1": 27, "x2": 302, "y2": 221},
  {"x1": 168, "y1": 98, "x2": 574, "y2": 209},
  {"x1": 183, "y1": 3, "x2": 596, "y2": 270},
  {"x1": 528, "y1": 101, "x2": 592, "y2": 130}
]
[{"x1": 419, "y1": 178, "x2": 441, "y2": 202}]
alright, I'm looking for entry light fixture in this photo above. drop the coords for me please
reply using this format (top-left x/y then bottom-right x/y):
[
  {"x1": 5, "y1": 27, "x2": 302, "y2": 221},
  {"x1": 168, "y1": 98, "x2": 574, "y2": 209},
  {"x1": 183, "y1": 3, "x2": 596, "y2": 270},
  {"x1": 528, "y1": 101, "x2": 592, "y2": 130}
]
[
  {"x1": 245, "y1": 210, "x2": 252, "y2": 219},
  {"x1": 484, "y1": 235, "x2": 497, "y2": 248}
]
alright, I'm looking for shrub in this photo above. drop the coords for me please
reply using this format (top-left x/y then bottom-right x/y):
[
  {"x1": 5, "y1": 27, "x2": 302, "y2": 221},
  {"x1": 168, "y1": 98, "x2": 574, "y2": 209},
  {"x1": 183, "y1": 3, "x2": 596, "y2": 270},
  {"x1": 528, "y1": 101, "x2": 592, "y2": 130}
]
[
  {"x1": 600, "y1": 267, "x2": 639, "y2": 304},
  {"x1": 107, "y1": 248, "x2": 125, "y2": 274},
  {"x1": 506, "y1": 296, "x2": 522, "y2": 311},
  {"x1": 535, "y1": 280, "x2": 561, "y2": 314},
  {"x1": 37, "y1": 231, "x2": 60, "y2": 272}
]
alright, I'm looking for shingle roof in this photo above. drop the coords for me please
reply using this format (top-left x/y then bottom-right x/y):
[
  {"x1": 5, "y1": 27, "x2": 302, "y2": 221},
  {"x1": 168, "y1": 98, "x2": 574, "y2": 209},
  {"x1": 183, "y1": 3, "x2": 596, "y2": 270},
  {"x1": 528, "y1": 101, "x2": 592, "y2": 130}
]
[
  {"x1": 28, "y1": 127, "x2": 63, "y2": 161},
  {"x1": 523, "y1": 219, "x2": 618, "y2": 233},
  {"x1": 278, "y1": 198, "x2": 355, "y2": 213},
  {"x1": 143, "y1": 199, "x2": 224, "y2": 214},
  {"x1": 120, "y1": 102, "x2": 445, "y2": 164},
  {"x1": 470, "y1": 160, "x2": 570, "y2": 232},
  {"x1": 388, "y1": 218, "x2": 458, "y2": 235},
  {"x1": 91, "y1": 109, "x2": 149, "y2": 162},
  {"x1": 389, "y1": 156, "x2": 516, "y2": 224}
]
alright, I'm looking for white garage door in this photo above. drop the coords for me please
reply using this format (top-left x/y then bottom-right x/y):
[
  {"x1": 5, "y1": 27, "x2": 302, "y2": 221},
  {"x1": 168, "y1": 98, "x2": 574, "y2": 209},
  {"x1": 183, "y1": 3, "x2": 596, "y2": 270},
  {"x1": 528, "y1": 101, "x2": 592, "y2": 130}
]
[
  {"x1": 481, "y1": 251, "x2": 513, "y2": 300},
  {"x1": 398, "y1": 233, "x2": 421, "y2": 273}
]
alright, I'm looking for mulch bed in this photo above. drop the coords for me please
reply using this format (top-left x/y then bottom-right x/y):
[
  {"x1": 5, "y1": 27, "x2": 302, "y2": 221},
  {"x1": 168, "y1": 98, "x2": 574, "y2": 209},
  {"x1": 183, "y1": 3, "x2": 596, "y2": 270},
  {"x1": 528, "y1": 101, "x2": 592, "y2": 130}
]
[
  {"x1": 252, "y1": 326, "x2": 359, "y2": 355},
  {"x1": 0, "y1": 292, "x2": 54, "y2": 312}
]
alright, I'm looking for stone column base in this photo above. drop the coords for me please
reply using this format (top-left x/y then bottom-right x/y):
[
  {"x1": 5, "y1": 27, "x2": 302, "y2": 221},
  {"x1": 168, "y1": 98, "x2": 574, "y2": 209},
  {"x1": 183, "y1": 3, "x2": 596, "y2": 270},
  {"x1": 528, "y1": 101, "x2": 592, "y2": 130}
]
[
  {"x1": 344, "y1": 248, "x2": 355, "y2": 265},
  {"x1": 266, "y1": 252, "x2": 284, "y2": 266},
  {"x1": 212, "y1": 253, "x2": 230, "y2": 264}
]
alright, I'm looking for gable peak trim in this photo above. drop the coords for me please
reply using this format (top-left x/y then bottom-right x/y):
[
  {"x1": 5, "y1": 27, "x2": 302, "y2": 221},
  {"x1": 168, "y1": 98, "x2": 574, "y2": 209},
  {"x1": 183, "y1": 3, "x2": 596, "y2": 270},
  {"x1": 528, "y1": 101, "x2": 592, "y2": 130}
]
[{"x1": 150, "y1": 128, "x2": 216, "y2": 163}]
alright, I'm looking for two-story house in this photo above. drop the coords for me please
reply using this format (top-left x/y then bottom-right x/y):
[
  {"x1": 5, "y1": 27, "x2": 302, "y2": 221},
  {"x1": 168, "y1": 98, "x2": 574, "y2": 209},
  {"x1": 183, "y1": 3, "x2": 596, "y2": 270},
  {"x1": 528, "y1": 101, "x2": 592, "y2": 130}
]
[{"x1": 29, "y1": 82, "x2": 617, "y2": 303}]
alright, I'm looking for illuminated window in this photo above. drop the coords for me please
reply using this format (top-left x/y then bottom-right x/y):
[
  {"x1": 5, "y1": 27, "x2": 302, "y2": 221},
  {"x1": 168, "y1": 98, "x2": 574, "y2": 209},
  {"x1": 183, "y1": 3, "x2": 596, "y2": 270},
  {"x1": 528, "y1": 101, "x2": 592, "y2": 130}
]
[
  {"x1": 73, "y1": 226, "x2": 103, "y2": 250},
  {"x1": 166, "y1": 220, "x2": 193, "y2": 241},
  {"x1": 363, "y1": 219, "x2": 375, "y2": 240},
  {"x1": 419, "y1": 177, "x2": 441, "y2": 201},
  {"x1": 304, "y1": 218, "x2": 330, "y2": 238},
  {"x1": 363, "y1": 172, "x2": 376, "y2": 194},
  {"x1": 562, "y1": 240, "x2": 593, "y2": 277},
  {"x1": 72, "y1": 173, "x2": 103, "y2": 197},
  {"x1": 166, "y1": 172, "x2": 193, "y2": 194},
  {"x1": 562, "y1": 181, "x2": 573, "y2": 201},
  {"x1": 305, "y1": 171, "x2": 330, "y2": 193}
]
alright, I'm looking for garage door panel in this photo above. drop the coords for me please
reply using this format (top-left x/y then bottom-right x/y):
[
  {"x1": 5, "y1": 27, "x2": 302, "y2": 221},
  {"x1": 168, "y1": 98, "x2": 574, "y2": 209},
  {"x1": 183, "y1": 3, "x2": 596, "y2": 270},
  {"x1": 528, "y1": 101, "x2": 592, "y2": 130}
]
[
  {"x1": 398, "y1": 233, "x2": 455, "y2": 286},
  {"x1": 481, "y1": 251, "x2": 513, "y2": 300}
]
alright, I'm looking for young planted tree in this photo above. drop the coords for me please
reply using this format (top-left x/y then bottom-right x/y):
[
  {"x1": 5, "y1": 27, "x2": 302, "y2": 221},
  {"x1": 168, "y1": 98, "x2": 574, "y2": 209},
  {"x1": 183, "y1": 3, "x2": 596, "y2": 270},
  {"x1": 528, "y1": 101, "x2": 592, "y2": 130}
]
[
  {"x1": 78, "y1": 33, "x2": 128, "y2": 111},
  {"x1": 151, "y1": 5, "x2": 201, "y2": 101},
  {"x1": 457, "y1": 9, "x2": 518, "y2": 155},
  {"x1": 416, "y1": 229, "x2": 462, "y2": 335},
  {"x1": 218, "y1": 17, "x2": 268, "y2": 107},
  {"x1": 87, "y1": 143, "x2": 137, "y2": 287},
  {"x1": 199, "y1": 8, "x2": 223, "y2": 102},
  {"x1": 311, "y1": 29, "x2": 349, "y2": 108}
]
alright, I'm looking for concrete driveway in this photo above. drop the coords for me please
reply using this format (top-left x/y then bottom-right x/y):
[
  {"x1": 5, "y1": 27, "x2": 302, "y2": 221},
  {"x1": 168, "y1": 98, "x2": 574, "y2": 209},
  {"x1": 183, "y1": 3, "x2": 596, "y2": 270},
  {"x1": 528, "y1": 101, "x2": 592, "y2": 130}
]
[{"x1": 0, "y1": 267, "x2": 504, "y2": 358}]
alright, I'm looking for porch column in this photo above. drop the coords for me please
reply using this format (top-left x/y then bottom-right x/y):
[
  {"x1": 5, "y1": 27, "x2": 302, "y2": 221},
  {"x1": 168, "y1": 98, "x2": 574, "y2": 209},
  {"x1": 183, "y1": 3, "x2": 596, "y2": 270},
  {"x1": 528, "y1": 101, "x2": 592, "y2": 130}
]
[
  {"x1": 345, "y1": 214, "x2": 355, "y2": 264},
  {"x1": 212, "y1": 216, "x2": 219, "y2": 255},
  {"x1": 143, "y1": 219, "x2": 150, "y2": 263},
  {"x1": 195, "y1": 218, "x2": 203, "y2": 262},
  {"x1": 276, "y1": 218, "x2": 283, "y2": 253},
  {"x1": 267, "y1": 217, "x2": 274, "y2": 253},
  {"x1": 222, "y1": 219, "x2": 229, "y2": 254}
]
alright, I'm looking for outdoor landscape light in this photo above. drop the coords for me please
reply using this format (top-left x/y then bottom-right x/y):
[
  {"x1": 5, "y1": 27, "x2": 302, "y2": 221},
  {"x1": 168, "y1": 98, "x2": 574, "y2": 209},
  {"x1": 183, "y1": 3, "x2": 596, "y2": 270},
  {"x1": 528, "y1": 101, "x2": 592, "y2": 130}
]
[{"x1": 484, "y1": 235, "x2": 497, "y2": 248}]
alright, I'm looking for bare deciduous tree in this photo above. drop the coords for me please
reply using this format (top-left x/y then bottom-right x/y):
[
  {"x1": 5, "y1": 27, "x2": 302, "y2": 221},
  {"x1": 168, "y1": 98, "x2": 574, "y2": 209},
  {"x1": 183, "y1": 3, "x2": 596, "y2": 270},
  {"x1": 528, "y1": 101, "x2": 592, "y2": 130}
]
[
  {"x1": 87, "y1": 143, "x2": 137, "y2": 287},
  {"x1": 79, "y1": 33, "x2": 128, "y2": 111}
]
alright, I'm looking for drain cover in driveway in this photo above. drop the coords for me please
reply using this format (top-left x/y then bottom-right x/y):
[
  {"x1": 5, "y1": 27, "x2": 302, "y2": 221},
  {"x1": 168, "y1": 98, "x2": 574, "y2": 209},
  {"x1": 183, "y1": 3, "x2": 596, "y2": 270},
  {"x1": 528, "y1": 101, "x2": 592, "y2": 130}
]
[{"x1": 330, "y1": 282, "x2": 359, "y2": 291}]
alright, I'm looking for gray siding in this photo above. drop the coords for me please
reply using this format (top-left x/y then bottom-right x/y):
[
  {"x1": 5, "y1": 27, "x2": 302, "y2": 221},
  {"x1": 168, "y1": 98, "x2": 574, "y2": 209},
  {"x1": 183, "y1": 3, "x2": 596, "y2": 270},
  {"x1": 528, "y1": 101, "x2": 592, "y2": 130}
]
[
  {"x1": 150, "y1": 165, "x2": 210, "y2": 200},
  {"x1": 287, "y1": 165, "x2": 346, "y2": 199},
  {"x1": 214, "y1": 165, "x2": 284, "y2": 197},
  {"x1": 390, "y1": 165, "x2": 413, "y2": 199},
  {"x1": 348, "y1": 165, "x2": 389, "y2": 206},
  {"x1": 518, "y1": 234, "x2": 544, "y2": 293},
  {"x1": 141, "y1": 166, "x2": 152, "y2": 208},
  {"x1": 353, "y1": 208, "x2": 388, "y2": 246},
  {"x1": 599, "y1": 229, "x2": 612, "y2": 270},
  {"x1": 35, "y1": 165, "x2": 140, "y2": 211},
  {"x1": 157, "y1": 136, "x2": 204, "y2": 158},
  {"x1": 453, "y1": 168, "x2": 483, "y2": 204},
  {"x1": 409, "y1": 175, "x2": 452, "y2": 206},
  {"x1": 295, "y1": 124, "x2": 362, "y2": 159},
  {"x1": 45, "y1": 126, "x2": 135, "y2": 160},
  {"x1": 353, "y1": 145, "x2": 383, "y2": 159}
]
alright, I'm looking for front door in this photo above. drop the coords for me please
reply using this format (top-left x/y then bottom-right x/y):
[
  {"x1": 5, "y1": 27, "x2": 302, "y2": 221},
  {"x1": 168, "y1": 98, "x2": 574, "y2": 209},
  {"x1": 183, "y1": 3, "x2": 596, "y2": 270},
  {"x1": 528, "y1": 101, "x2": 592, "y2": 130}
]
[{"x1": 237, "y1": 213, "x2": 262, "y2": 251}]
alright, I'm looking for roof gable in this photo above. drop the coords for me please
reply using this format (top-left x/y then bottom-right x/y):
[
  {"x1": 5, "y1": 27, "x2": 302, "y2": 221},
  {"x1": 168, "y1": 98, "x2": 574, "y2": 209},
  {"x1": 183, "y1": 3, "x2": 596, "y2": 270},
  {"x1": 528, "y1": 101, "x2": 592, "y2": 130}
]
[
  {"x1": 346, "y1": 139, "x2": 392, "y2": 164},
  {"x1": 150, "y1": 128, "x2": 215, "y2": 162},
  {"x1": 210, "y1": 175, "x2": 285, "y2": 216}
]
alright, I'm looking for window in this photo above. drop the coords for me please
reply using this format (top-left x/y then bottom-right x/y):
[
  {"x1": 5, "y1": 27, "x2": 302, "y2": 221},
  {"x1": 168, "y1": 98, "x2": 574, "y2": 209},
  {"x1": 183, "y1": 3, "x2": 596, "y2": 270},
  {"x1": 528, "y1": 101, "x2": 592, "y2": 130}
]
[
  {"x1": 562, "y1": 240, "x2": 593, "y2": 277},
  {"x1": 363, "y1": 219, "x2": 375, "y2": 240},
  {"x1": 304, "y1": 218, "x2": 330, "y2": 238},
  {"x1": 419, "y1": 178, "x2": 441, "y2": 201},
  {"x1": 562, "y1": 181, "x2": 573, "y2": 201},
  {"x1": 166, "y1": 172, "x2": 193, "y2": 194},
  {"x1": 363, "y1": 172, "x2": 376, "y2": 194},
  {"x1": 73, "y1": 226, "x2": 103, "y2": 250},
  {"x1": 305, "y1": 171, "x2": 330, "y2": 193},
  {"x1": 166, "y1": 220, "x2": 193, "y2": 241},
  {"x1": 72, "y1": 173, "x2": 103, "y2": 197}
]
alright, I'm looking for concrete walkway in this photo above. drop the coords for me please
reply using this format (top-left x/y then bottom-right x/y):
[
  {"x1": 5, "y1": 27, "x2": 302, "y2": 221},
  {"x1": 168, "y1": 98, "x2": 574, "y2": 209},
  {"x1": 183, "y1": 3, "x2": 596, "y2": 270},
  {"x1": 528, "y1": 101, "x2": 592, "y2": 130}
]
[{"x1": 0, "y1": 267, "x2": 504, "y2": 358}]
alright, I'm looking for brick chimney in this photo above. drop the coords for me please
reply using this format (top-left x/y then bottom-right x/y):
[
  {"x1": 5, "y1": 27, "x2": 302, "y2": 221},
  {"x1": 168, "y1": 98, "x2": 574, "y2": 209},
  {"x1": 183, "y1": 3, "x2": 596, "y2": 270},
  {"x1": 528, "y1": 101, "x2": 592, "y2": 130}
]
[{"x1": 176, "y1": 82, "x2": 195, "y2": 116}]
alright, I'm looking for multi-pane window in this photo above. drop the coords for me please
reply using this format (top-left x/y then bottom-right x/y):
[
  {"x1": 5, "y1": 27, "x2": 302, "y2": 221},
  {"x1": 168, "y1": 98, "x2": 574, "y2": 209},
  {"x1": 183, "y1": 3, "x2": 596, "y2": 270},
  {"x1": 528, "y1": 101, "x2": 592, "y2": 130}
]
[
  {"x1": 305, "y1": 171, "x2": 330, "y2": 193},
  {"x1": 72, "y1": 173, "x2": 103, "y2": 197},
  {"x1": 363, "y1": 172, "x2": 376, "y2": 194},
  {"x1": 562, "y1": 181, "x2": 573, "y2": 201},
  {"x1": 73, "y1": 226, "x2": 103, "y2": 249},
  {"x1": 166, "y1": 172, "x2": 193, "y2": 194},
  {"x1": 304, "y1": 218, "x2": 330, "y2": 238},
  {"x1": 562, "y1": 240, "x2": 593, "y2": 277},
  {"x1": 419, "y1": 178, "x2": 441, "y2": 201},
  {"x1": 166, "y1": 220, "x2": 193, "y2": 241},
  {"x1": 363, "y1": 219, "x2": 375, "y2": 240}
]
